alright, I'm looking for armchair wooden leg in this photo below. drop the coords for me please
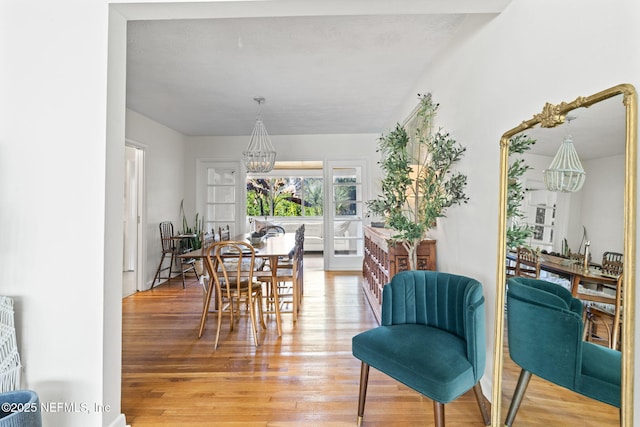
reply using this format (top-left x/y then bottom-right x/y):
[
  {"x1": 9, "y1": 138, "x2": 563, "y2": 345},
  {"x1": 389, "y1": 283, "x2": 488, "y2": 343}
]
[
  {"x1": 473, "y1": 382, "x2": 491, "y2": 426},
  {"x1": 433, "y1": 401, "x2": 444, "y2": 427},
  {"x1": 505, "y1": 369, "x2": 532, "y2": 427},
  {"x1": 357, "y1": 362, "x2": 370, "y2": 426}
]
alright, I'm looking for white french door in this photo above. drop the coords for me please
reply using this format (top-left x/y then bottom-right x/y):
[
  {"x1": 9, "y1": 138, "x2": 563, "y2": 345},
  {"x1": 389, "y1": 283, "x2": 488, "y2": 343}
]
[
  {"x1": 198, "y1": 161, "x2": 242, "y2": 238},
  {"x1": 324, "y1": 160, "x2": 366, "y2": 271},
  {"x1": 123, "y1": 144, "x2": 145, "y2": 296}
]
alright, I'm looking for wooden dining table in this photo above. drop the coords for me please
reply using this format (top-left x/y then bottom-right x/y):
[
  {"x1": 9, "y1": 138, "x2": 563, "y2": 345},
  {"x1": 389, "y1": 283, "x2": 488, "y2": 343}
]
[
  {"x1": 508, "y1": 252, "x2": 620, "y2": 302},
  {"x1": 179, "y1": 233, "x2": 296, "y2": 338},
  {"x1": 538, "y1": 255, "x2": 620, "y2": 302}
]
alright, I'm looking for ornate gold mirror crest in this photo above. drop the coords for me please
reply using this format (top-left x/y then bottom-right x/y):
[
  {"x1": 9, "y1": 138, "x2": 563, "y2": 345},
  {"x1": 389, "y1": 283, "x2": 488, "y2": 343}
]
[{"x1": 492, "y1": 84, "x2": 637, "y2": 426}]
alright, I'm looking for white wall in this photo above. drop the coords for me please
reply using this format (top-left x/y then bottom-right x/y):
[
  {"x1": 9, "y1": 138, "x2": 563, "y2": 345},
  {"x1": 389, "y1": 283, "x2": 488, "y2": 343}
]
[
  {"x1": 581, "y1": 155, "x2": 626, "y2": 261},
  {"x1": 1, "y1": 1, "x2": 112, "y2": 425},
  {"x1": 126, "y1": 109, "x2": 187, "y2": 288},
  {"x1": 1, "y1": 1, "x2": 639, "y2": 426}
]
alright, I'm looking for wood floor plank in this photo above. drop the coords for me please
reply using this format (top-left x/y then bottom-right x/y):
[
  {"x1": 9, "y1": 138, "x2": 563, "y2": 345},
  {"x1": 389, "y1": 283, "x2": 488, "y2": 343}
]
[{"x1": 122, "y1": 256, "x2": 619, "y2": 426}]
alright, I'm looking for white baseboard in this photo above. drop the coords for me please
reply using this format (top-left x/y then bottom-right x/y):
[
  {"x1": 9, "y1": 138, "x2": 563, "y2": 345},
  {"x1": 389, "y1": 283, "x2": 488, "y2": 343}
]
[
  {"x1": 480, "y1": 375, "x2": 492, "y2": 402},
  {"x1": 107, "y1": 413, "x2": 129, "y2": 427}
]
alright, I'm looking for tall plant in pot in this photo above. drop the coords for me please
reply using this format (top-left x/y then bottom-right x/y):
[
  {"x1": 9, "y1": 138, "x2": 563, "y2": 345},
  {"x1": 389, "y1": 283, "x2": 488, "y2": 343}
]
[
  {"x1": 180, "y1": 200, "x2": 203, "y2": 250},
  {"x1": 180, "y1": 200, "x2": 204, "y2": 273},
  {"x1": 367, "y1": 93, "x2": 468, "y2": 270},
  {"x1": 506, "y1": 134, "x2": 536, "y2": 249}
]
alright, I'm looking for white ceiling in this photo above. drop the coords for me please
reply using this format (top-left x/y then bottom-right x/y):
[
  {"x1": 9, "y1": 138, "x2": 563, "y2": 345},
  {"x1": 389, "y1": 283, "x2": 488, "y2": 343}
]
[
  {"x1": 125, "y1": 4, "x2": 510, "y2": 137},
  {"x1": 124, "y1": 2, "x2": 627, "y2": 158}
]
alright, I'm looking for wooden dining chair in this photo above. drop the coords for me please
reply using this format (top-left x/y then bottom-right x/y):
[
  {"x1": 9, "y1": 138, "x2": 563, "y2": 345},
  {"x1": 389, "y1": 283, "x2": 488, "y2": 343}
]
[
  {"x1": 514, "y1": 247, "x2": 539, "y2": 278},
  {"x1": 151, "y1": 221, "x2": 199, "y2": 288},
  {"x1": 262, "y1": 225, "x2": 286, "y2": 236},
  {"x1": 218, "y1": 225, "x2": 231, "y2": 241},
  {"x1": 201, "y1": 229, "x2": 216, "y2": 251},
  {"x1": 602, "y1": 251, "x2": 623, "y2": 275},
  {"x1": 584, "y1": 274, "x2": 623, "y2": 349},
  {"x1": 506, "y1": 253, "x2": 517, "y2": 278},
  {"x1": 261, "y1": 225, "x2": 305, "y2": 323},
  {"x1": 198, "y1": 229, "x2": 217, "y2": 293},
  {"x1": 201, "y1": 240, "x2": 266, "y2": 349},
  {"x1": 582, "y1": 252, "x2": 624, "y2": 349}
]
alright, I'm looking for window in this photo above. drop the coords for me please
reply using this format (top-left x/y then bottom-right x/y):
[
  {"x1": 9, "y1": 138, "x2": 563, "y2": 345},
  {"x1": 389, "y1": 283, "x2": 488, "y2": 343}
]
[
  {"x1": 531, "y1": 203, "x2": 555, "y2": 243},
  {"x1": 246, "y1": 175, "x2": 323, "y2": 217}
]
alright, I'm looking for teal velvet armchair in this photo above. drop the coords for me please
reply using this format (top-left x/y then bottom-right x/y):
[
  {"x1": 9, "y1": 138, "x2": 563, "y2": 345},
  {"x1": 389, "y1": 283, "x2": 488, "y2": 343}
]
[
  {"x1": 505, "y1": 276, "x2": 621, "y2": 426},
  {"x1": 352, "y1": 270, "x2": 490, "y2": 427}
]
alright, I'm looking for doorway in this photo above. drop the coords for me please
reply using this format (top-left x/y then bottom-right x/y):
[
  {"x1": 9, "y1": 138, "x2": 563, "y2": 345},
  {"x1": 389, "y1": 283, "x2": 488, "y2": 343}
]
[{"x1": 123, "y1": 145, "x2": 145, "y2": 297}]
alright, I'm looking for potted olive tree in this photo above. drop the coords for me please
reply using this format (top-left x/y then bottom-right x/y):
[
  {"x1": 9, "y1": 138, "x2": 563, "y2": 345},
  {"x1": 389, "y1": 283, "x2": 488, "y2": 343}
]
[
  {"x1": 367, "y1": 93, "x2": 468, "y2": 270},
  {"x1": 506, "y1": 134, "x2": 536, "y2": 249}
]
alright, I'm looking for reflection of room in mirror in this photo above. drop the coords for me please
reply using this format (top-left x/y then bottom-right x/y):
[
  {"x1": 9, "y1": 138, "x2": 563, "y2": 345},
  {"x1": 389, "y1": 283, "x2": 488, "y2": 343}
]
[
  {"x1": 519, "y1": 98, "x2": 625, "y2": 262},
  {"x1": 494, "y1": 85, "x2": 637, "y2": 427}
]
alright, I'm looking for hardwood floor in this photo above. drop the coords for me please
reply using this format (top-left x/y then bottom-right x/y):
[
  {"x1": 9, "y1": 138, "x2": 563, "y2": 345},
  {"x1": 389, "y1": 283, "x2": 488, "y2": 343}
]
[
  {"x1": 500, "y1": 331, "x2": 619, "y2": 426},
  {"x1": 122, "y1": 257, "x2": 619, "y2": 426}
]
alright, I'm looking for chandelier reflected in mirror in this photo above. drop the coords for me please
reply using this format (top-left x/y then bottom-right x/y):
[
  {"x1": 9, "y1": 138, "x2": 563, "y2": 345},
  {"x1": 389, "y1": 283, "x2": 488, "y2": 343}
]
[
  {"x1": 243, "y1": 97, "x2": 276, "y2": 173},
  {"x1": 543, "y1": 117, "x2": 586, "y2": 192}
]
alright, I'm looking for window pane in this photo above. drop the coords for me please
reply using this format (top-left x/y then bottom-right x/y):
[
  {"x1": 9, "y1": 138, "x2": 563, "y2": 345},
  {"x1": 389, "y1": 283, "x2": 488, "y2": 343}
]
[
  {"x1": 246, "y1": 178, "x2": 272, "y2": 216},
  {"x1": 272, "y1": 177, "x2": 301, "y2": 217},
  {"x1": 333, "y1": 168, "x2": 359, "y2": 183},
  {"x1": 533, "y1": 225, "x2": 544, "y2": 240},
  {"x1": 208, "y1": 204, "x2": 235, "y2": 221},
  {"x1": 535, "y1": 207, "x2": 545, "y2": 224},
  {"x1": 208, "y1": 186, "x2": 235, "y2": 203},
  {"x1": 333, "y1": 219, "x2": 356, "y2": 255},
  {"x1": 209, "y1": 168, "x2": 236, "y2": 185},
  {"x1": 334, "y1": 184, "x2": 357, "y2": 216},
  {"x1": 303, "y1": 178, "x2": 323, "y2": 216},
  {"x1": 247, "y1": 175, "x2": 323, "y2": 218}
]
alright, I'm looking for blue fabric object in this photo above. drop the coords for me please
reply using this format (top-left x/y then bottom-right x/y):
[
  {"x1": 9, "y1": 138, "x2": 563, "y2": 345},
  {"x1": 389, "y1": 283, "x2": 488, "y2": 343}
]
[
  {"x1": 507, "y1": 276, "x2": 621, "y2": 408},
  {"x1": 0, "y1": 390, "x2": 42, "y2": 427},
  {"x1": 352, "y1": 270, "x2": 486, "y2": 404}
]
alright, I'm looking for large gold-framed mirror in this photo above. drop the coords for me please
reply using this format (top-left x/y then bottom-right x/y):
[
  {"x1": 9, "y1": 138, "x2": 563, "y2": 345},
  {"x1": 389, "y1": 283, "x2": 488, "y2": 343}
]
[{"x1": 492, "y1": 84, "x2": 637, "y2": 426}]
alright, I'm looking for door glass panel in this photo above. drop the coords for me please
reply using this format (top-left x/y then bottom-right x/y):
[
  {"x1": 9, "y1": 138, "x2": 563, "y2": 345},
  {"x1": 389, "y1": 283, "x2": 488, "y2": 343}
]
[
  {"x1": 208, "y1": 186, "x2": 235, "y2": 203},
  {"x1": 209, "y1": 168, "x2": 236, "y2": 185}
]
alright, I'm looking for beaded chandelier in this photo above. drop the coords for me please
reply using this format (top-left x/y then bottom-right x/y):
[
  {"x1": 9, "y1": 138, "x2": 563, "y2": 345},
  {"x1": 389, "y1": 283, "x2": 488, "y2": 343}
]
[
  {"x1": 543, "y1": 118, "x2": 585, "y2": 192},
  {"x1": 243, "y1": 97, "x2": 276, "y2": 173}
]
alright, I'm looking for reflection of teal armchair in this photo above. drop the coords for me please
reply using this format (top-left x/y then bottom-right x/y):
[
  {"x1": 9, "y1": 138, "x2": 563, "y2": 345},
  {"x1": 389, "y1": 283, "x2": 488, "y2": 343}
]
[
  {"x1": 352, "y1": 270, "x2": 490, "y2": 426},
  {"x1": 505, "y1": 277, "x2": 621, "y2": 426}
]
